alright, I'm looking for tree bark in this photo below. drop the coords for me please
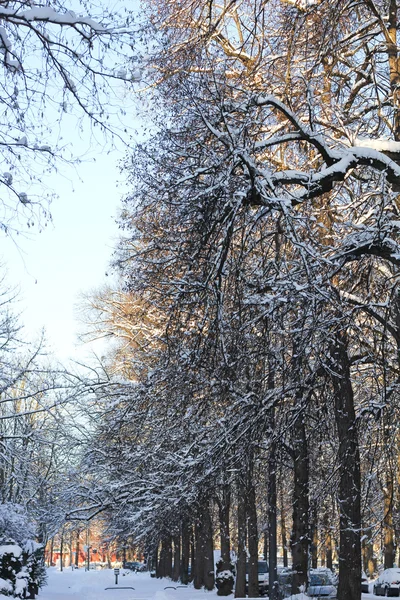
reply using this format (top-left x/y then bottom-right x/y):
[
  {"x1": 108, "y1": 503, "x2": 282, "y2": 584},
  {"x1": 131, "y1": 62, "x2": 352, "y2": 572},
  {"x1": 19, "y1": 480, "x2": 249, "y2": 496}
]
[
  {"x1": 247, "y1": 471, "x2": 259, "y2": 598},
  {"x1": 60, "y1": 531, "x2": 64, "y2": 572},
  {"x1": 190, "y1": 528, "x2": 195, "y2": 582},
  {"x1": 219, "y1": 485, "x2": 231, "y2": 567},
  {"x1": 235, "y1": 482, "x2": 247, "y2": 598},
  {"x1": 263, "y1": 531, "x2": 268, "y2": 562},
  {"x1": 49, "y1": 538, "x2": 54, "y2": 567},
  {"x1": 329, "y1": 334, "x2": 361, "y2": 600},
  {"x1": 290, "y1": 407, "x2": 309, "y2": 594},
  {"x1": 194, "y1": 516, "x2": 205, "y2": 589},
  {"x1": 310, "y1": 504, "x2": 318, "y2": 569},
  {"x1": 164, "y1": 536, "x2": 173, "y2": 578},
  {"x1": 203, "y1": 499, "x2": 215, "y2": 591},
  {"x1": 362, "y1": 528, "x2": 376, "y2": 577},
  {"x1": 173, "y1": 534, "x2": 180, "y2": 582},
  {"x1": 216, "y1": 485, "x2": 234, "y2": 596},
  {"x1": 75, "y1": 530, "x2": 80, "y2": 567},
  {"x1": 384, "y1": 471, "x2": 395, "y2": 569},
  {"x1": 181, "y1": 519, "x2": 190, "y2": 584},
  {"x1": 280, "y1": 485, "x2": 288, "y2": 568},
  {"x1": 157, "y1": 540, "x2": 165, "y2": 578},
  {"x1": 268, "y1": 436, "x2": 278, "y2": 600}
]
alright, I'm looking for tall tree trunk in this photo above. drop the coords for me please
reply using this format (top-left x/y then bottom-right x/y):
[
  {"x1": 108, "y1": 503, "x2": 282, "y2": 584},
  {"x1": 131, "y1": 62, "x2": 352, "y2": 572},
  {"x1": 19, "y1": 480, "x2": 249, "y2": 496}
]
[
  {"x1": 310, "y1": 504, "x2": 318, "y2": 569},
  {"x1": 247, "y1": 469, "x2": 259, "y2": 598},
  {"x1": 329, "y1": 334, "x2": 361, "y2": 600},
  {"x1": 235, "y1": 482, "x2": 247, "y2": 598},
  {"x1": 290, "y1": 407, "x2": 309, "y2": 594},
  {"x1": 263, "y1": 531, "x2": 268, "y2": 562},
  {"x1": 268, "y1": 435, "x2": 278, "y2": 600},
  {"x1": 203, "y1": 499, "x2": 215, "y2": 591},
  {"x1": 75, "y1": 530, "x2": 80, "y2": 567},
  {"x1": 194, "y1": 516, "x2": 205, "y2": 589},
  {"x1": 362, "y1": 528, "x2": 376, "y2": 577},
  {"x1": 60, "y1": 531, "x2": 64, "y2": 572},
  {"x1": 280, "y1": 484, "x2": 288, "y2": 568},
  {"x1": 216, "y1": 485, "x2": 233, "y2": 596},
  {"x1": 384, "y1": 470, "x2": 395, "y2": 569},
  {"x1": 173, "y1": 534, "x2": 180, "y2": 582},
  {"x1": 164, "y1": 536, "x2": 173, "y2": 578},
  {"x1": 157, "y1": 540, "x2": 164, "y2": 578},
  {"x1": 181, "y1": 519, "x2": 190, "y2": 584},
  {"x1": 323, "y1": 505, "x2": 334, "y2": 572},
  {"x1": 49, "y1": 538, "x2": 54, "y2": 567},
  {"x1": 69, "y1": 532, "x2": 73, "y2": 567},
  {"x1": 190, "y1": 528, "x2": 195, "y2": 583},
  {"x1": 219, "y1": 485, "x2": 231, "y2": 567}
]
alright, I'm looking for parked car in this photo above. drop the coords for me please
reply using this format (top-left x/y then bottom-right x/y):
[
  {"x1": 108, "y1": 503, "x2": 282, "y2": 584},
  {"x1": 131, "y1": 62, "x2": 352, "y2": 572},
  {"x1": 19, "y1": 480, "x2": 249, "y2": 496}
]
[
  {"x1": 278, "y1": 568, "x2": 293, "y2": 598},
  {"x1": 362, "y1": 571, "x2": 369, "y2": 594},
  {"x1": 373, "y1": 568, "x2": 400, "y2": 596},
  {"x1": 308, "y1": 568, "x2": 337, "y2": 598},
  {"x1": 245, "y1": 560, "x2": 269, "y2": 596},
  {"x1": 124, "y1": 561, "x2": 145, "y2": 572}
]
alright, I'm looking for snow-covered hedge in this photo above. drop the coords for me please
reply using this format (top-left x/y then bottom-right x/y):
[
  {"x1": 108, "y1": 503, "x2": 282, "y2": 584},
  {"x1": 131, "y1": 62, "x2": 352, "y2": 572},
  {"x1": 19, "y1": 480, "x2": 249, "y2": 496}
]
[{"x1": 0, "y1": 505, "x2": 46, "y2": 598}]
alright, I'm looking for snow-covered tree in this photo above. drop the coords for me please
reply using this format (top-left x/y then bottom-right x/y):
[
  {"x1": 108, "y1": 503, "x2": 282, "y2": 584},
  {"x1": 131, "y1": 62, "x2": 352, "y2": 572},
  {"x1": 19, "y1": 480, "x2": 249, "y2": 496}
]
[{"x1": 72, "y1": 3, "x2": 400, "y2": 600}]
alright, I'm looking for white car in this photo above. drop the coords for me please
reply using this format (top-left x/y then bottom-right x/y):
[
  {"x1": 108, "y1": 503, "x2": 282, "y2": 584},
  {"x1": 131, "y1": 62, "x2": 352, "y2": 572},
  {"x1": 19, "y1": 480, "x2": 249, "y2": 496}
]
[
  {"x1": 245, "y1": 561, "x2": 269, "y2": 596},
  {"x1": 373, "y1": 568, "x2": 400, "y2": 597}
]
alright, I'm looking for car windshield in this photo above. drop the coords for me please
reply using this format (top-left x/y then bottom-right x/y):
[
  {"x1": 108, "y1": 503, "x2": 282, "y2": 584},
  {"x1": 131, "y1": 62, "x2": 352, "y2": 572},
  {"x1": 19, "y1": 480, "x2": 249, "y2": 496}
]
[
  {"x1": 246, "y1": 561, "x2": 268, "y2": 574},
  {"x1": 310, "y1": 574, "x2": 331, "y2": 586}
]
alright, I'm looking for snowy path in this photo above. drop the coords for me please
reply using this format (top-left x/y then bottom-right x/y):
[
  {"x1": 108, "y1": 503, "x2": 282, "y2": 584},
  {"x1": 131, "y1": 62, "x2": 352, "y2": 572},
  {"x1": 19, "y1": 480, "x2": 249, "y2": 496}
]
[{"x1": 38, "y1": 568, "x2": 378, "y2": 600}]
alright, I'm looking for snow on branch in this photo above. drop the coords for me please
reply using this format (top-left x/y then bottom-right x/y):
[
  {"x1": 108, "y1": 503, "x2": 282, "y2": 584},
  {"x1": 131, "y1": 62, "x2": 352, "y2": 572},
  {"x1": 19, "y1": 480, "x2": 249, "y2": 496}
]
[
  {"x1": 240, "y1": 95, "x2": 400, "y2": 205},
  {"x1": 254, "y1": 94, "x2": 340, "y2": 166},
  {"x1": 0, "y1": 6, "x2": 106, "y2": 33}
]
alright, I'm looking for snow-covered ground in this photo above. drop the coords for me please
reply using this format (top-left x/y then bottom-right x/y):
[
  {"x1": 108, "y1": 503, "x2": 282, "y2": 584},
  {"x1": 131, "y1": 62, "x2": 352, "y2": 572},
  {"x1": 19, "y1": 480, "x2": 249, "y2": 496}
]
[
  {"x1": 40, "y1": 568, "x2": 214, "y2": 600},
  {"x1": 38, "y1": 567, "x2": 378, "y2": 600}
]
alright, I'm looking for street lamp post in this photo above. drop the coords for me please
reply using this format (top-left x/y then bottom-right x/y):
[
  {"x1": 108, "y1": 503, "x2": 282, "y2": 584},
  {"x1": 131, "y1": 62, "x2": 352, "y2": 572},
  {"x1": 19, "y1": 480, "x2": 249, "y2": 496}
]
[{"x1": 85, "y1": 525, "x2": 91, "y2": 571}]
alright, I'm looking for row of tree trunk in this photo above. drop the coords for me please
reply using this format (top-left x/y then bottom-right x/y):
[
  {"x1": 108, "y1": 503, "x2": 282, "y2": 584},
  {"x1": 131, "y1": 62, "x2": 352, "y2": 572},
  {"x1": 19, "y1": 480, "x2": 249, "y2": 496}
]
[{"x1": 149, "y1": 334, "x2": 364, "y2": 600}]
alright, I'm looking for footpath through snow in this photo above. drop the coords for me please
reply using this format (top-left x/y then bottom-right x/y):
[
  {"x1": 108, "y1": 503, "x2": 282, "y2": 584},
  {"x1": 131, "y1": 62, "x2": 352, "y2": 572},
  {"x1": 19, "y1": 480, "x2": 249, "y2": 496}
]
[{"x1": 37, "y1": 568, "x2": 377, "y2": 600}]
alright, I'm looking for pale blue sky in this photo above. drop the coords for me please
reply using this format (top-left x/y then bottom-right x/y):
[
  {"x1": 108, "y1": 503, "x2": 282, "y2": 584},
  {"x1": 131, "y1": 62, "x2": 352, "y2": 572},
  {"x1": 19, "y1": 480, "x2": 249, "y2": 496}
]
[
  {"x1": 0, "y1": 0, "x2": 145, "y2": 364},
  {"x1": 2, "y1": 144, "x2": 127, "y2": 363}
]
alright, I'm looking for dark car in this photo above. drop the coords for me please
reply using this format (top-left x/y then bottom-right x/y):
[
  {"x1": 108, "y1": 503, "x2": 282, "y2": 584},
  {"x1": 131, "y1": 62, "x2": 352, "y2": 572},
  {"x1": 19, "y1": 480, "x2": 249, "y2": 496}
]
[
  {"x1": 278, "y1": 568, "x2": 293, "y2": 598},
  {"x1": 308, "y1": 569, "x2": 337, "y2": 598},
  {"x1": 362, "y1": 572, "x2": 369, "y2": 594},
  {"x1": 124, "y1": 561, "x2": 145, "y2": 571},
  {"x1": 373, "y1": 568, "x2": 400, "y2": 597}
]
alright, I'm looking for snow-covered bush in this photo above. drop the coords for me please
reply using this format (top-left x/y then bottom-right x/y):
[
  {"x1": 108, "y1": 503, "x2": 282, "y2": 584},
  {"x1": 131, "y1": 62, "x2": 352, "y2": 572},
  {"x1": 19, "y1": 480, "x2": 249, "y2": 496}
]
[
  {"x1": 0, "y1": 542, "x2": 28, "y2": 598},
  {"x1": 215, "y1": 558, "x2": 235, "y2": 596},
  {"x1": 0, "y1": 505, "x2": 45, "y2": 598}
]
